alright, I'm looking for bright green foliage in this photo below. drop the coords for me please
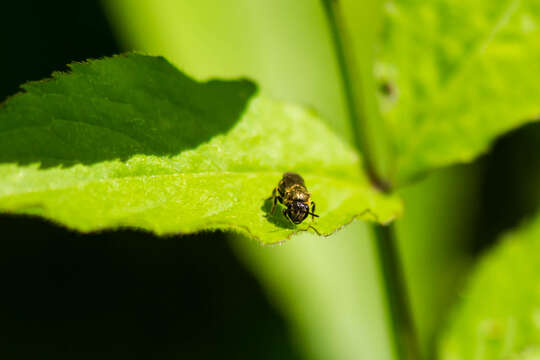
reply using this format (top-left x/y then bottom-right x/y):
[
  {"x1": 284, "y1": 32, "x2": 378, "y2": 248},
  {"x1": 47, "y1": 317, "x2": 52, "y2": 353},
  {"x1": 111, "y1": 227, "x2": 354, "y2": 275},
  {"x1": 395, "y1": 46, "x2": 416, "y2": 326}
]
[
  {"x1": 0, "y1": 54, "x2": 400, "y2": 244},
  {"x1": 439, "y1": 214, "x2": 540, "y2": 359},
  {"x1": 376, "y1": 0, "x2": 540, "y2": 184}
]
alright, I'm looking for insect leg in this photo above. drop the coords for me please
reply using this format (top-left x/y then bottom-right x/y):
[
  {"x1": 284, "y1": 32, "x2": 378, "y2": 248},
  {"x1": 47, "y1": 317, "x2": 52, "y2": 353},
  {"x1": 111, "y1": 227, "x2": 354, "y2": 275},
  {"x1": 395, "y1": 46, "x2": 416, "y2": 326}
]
[
  {"x1": 270, "y1": 187, "x2": 282, "y2": 215},
  {"x1": 310, "y1": 201, "x2": 319, "y2": 220},
  {"x1": 283, "y1": 209, "x2": 294, "y2": 224}
]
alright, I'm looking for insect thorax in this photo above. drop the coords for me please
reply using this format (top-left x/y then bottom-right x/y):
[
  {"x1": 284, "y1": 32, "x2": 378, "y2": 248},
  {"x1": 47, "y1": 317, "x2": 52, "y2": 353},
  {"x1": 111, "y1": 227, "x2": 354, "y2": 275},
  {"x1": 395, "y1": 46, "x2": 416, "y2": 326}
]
[{"x1": 285, "y1": 184, "x2": 309, "y2": 202}]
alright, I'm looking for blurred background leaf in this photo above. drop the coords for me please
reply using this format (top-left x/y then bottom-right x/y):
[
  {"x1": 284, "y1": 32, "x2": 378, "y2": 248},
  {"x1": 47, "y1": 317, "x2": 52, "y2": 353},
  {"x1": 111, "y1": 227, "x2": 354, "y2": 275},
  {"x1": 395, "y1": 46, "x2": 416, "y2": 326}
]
[
  {"x1": 439, "y1": 212, "x2": 540, "y2": 359},
  {"x1": 374, "y1": 0, "x2": 540, "y2": 184}
]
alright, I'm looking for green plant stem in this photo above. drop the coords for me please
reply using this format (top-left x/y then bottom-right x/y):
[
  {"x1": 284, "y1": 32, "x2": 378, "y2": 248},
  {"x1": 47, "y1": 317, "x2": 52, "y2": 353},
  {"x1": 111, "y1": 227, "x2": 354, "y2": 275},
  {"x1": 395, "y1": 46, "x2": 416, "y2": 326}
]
[
  {"x1": 321, "y1": 0, "x2": 386, "y2": 191},
  {"x1": 373, "y1": 224, "x2": 421, "y2": 360},
  {"x1": 322, "y1": 1, "x2": 421, "y2": 359}
]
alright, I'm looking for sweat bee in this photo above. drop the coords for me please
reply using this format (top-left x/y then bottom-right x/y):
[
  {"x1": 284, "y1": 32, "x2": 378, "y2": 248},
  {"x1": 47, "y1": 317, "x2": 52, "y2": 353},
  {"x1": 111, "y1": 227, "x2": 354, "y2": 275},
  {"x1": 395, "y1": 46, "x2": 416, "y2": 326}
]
[{"x1": 270, "y1": 172, "x2": 319, "y2": 224}]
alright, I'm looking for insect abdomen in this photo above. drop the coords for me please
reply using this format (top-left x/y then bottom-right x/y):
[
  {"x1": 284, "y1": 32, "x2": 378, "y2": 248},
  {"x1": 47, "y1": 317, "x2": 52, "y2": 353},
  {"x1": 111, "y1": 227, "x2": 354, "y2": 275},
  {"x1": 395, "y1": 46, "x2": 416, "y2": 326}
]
[{"x1": 279, "y1": 172, "x2": 306, "y2": 191}]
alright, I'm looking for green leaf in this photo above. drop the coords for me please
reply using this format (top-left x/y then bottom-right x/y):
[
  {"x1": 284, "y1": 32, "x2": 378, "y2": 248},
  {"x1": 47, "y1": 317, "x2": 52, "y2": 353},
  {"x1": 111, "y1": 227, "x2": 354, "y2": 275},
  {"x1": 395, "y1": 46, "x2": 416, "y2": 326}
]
[
  {"x1": 376, "y1": 1, "x2": 540, "y2": 184},
  {"x1": 0, "y1": 54, "x2": 255, "y2": 167},
  {"x1": 0, "y1": 54, "x2": 401, "y2": 244},
  {"x1": 438, "y1": 214, "x2": 540, "y2": 359}
]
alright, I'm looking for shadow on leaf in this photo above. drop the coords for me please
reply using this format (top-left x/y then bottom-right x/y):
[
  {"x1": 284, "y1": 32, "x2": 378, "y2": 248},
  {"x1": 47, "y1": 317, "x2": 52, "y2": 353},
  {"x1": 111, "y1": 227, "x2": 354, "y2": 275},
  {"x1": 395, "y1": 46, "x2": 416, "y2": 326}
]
[
  {"x1": 261, "y1": 197, "x2": 295, "y2": 230},
  {"x1": 0, "y1": 54, "x2": 257, "y2": 168}
]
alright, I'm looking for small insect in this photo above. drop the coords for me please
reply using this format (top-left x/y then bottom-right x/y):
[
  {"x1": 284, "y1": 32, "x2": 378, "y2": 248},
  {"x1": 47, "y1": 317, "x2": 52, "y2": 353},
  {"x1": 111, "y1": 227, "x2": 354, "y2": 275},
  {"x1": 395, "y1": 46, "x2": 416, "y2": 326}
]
[{"x1": 270, "y1": 172, "x2": 319, "y2": 224}]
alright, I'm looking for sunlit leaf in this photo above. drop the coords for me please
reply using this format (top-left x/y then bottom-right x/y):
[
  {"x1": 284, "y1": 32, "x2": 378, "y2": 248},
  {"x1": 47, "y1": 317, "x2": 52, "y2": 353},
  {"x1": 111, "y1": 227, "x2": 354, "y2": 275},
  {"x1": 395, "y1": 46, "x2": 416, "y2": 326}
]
[
  {"x1": 0, "y1": 54, "x2": 401, "y2": 244},
  {"x1": 376, "y1": 0, "x2": 540, "y2": 184}
]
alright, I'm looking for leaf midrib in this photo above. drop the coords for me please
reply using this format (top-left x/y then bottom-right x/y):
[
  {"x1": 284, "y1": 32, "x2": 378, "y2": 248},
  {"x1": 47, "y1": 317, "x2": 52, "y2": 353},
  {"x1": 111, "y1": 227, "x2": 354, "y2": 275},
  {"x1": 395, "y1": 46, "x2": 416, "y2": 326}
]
[
  {"x1": 0, "y1": 170, "x2": 367, "y2": 199},
  {"x1": 430, "y1": 0, "x2": 521, "y2": 109}
]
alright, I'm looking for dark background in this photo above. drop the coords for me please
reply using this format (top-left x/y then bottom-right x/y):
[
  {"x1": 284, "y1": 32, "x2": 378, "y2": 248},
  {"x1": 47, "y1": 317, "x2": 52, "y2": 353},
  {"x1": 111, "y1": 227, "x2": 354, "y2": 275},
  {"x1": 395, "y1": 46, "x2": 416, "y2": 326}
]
[{"x1": 0, "y1": 2, "x2": 300, "y2": 359}]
